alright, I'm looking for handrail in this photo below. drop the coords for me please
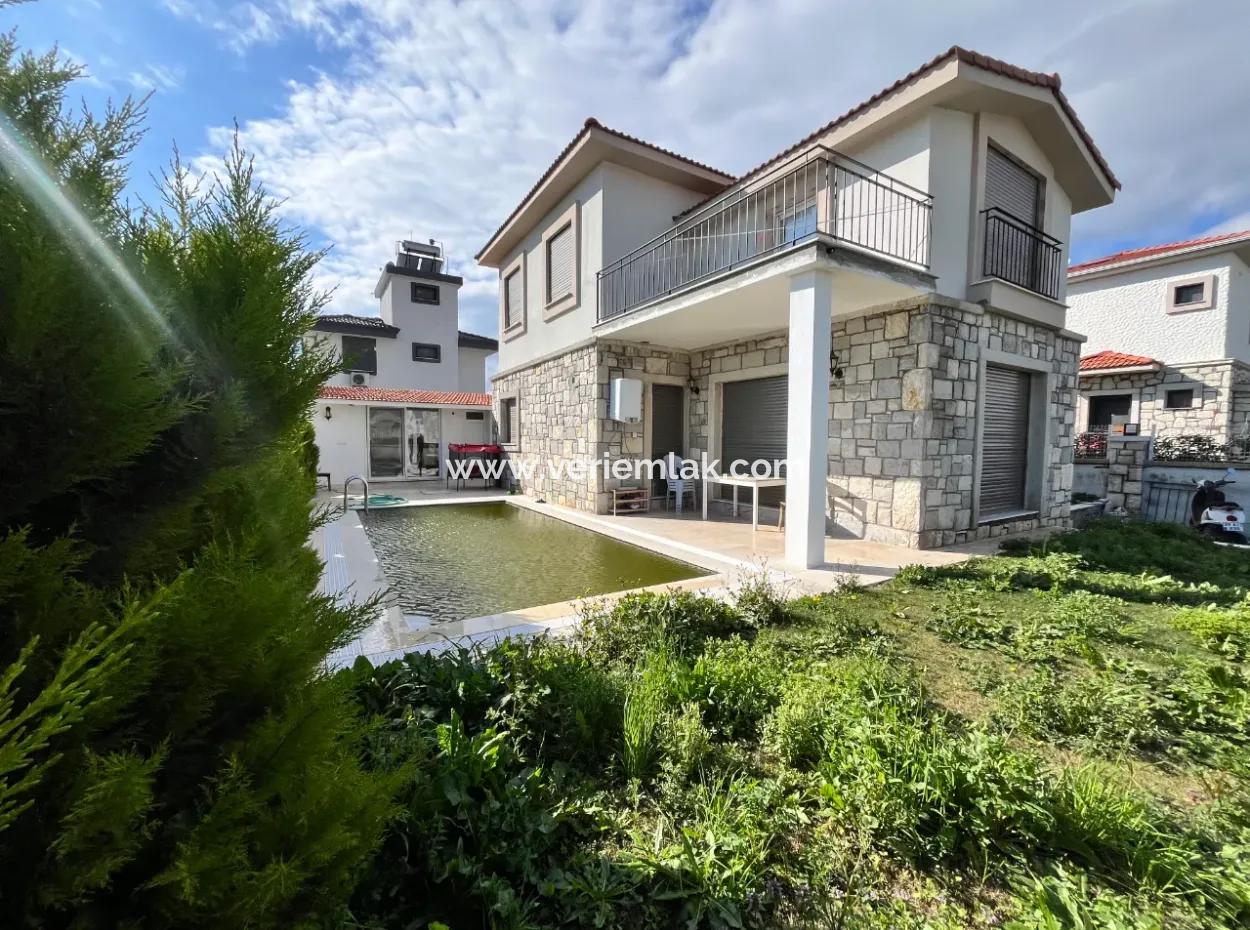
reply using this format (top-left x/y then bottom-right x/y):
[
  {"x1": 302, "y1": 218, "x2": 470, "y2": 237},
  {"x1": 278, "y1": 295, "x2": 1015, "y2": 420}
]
[
  {"x1": 596, "y1": 146, "x2": 933, "y2": 322},
  {"x1": 980, "y1": 207, "x2": 1063, "y2": 300},
  {"x1": 603, "y1": 144, "x2": 932, "y2": 274},
  {"x1": 343, "y1": 474, "x2": 369, "y2": 513}
]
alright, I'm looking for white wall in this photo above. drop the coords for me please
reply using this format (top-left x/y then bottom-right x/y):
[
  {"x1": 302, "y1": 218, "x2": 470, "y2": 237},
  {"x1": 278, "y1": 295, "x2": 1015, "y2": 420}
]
[
  {"x1": 313, "y1": 402, "x2": 368, "y2": 484},
  {"x1": 379, "y1": 274, "x2": 461, "y2": 391},
  {"x1": 496, "y1": 162, "x2": 708, "y2": 374},
  {"x1": 312, "y1": 402, "x2": 492, "y2": 488},
  {"x1": 306, "y1": 272, "x2": 495, "y2": 392},
  {"x1": 1223, "y1": 253, "x2": 1250, "y2": 361},
  {"x1": 925, "y1": 108, "x2": 975, "y2": 296},
  {"x1": 1068, "y1": 253, "x2": 1237, "y2": 363},
  {"x1": 457, "y1": 347, "x2": 492, "y2": 392}
]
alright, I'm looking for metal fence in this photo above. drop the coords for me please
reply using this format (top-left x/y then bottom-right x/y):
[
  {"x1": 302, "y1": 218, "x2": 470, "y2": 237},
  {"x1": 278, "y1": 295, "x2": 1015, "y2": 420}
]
[
  {"x1": 981, "y1": 207, "x2": 1063, "y2": 300},
  {"x1": 1143, "y1": 479, "x2": 1194, "y2": 525},
  {"x1": 596, "y1": 145, "x2": 933, "y2": 323}
]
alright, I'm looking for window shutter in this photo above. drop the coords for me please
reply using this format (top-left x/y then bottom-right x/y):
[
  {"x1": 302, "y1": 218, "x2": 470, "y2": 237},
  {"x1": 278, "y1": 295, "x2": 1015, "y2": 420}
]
[
  {"x1": 547, "y1": 223, "x2": 575, "y2": 303},
  {"x1": 506, "y1": 399, "x2": 519, "y2": 444},
  {"x1": 980, "y1": 365, "x2": 1031, "y2": 514},
  {"x1": 505, "y1": 270, "x2": 524, "y2": 328},
  {"x1": 985, "y1": 147, "x2": 1041, "y2": 226}
]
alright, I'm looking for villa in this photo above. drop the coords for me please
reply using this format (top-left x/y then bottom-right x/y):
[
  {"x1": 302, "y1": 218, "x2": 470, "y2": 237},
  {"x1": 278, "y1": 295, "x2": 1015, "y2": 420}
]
[
  {"x1": 476, "y1": 46, "x2": 1119, "y2": 568},
  {"x1": 306, "y1": 240, "x2": 499, "y2": 488},
  {"x1": 1067, "y1": 230, "x2": 1250, "y2": 445}
]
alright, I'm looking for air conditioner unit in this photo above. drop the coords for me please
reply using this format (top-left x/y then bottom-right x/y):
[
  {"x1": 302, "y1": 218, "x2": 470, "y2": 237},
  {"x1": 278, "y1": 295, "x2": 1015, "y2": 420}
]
[
  {"x1": 609, "y1": 377, "x2": 643, "y2": 423},
  {"x1": 349, "y1": 371, "x2": 371, "y2": 387}
]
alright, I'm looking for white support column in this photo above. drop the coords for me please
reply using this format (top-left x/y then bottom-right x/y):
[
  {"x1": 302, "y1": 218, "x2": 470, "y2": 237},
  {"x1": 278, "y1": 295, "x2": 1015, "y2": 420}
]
[{"x1": 785, "y1": 270, "x2": 833, "y2": 568}]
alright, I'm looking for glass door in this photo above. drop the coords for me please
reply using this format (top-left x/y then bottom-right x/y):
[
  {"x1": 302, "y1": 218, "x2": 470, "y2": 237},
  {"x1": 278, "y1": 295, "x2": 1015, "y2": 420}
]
[
  {"x1": 368, "y1": 407, "x2": 404, "y2": 478},
  {"x1": 404, "y1": 408, "x2": 442, "y2": 477}
]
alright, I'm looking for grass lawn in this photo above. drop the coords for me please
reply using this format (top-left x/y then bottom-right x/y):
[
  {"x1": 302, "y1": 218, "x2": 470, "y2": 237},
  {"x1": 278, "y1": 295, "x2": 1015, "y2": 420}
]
[{"x1": 341, "y1": 520, "x2": 1250, "y2": 930}]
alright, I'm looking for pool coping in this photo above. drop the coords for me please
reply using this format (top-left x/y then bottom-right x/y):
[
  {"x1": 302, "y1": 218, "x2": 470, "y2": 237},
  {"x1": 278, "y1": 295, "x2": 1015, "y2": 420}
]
[{"x1": 321, "y1": 496, "x2": 752, "y2": 667}]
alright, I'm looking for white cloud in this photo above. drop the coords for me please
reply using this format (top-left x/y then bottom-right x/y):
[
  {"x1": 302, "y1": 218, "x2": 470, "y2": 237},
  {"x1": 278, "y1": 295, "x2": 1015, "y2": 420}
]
[
  {"x1": 160, "y1": 0, "x2": 282, "y2": 54},
  {"x1": 190, "y1": 0, "x2": 1250, "y2": 338},
  {"x1": 126, "y1": 63, "x2": 184, "y2": 93}
]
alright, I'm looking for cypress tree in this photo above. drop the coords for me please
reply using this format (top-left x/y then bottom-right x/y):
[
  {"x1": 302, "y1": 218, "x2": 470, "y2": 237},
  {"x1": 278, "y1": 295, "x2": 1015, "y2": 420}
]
[{"x1": 0, "y1": 33, "x2": 395, "y2": 927}]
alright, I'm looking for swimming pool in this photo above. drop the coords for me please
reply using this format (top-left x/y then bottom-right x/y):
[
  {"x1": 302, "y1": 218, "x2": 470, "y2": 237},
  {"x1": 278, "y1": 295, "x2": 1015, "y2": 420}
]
[{"x1": 361, "y1": 502, "x2": 707, "y2": 623}]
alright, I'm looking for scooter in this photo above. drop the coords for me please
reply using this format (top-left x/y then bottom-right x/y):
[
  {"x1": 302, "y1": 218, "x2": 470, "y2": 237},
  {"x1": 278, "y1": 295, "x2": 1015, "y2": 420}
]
[{"x1": 1190, "y1": 468, "x2": 1249, "y2": 544}]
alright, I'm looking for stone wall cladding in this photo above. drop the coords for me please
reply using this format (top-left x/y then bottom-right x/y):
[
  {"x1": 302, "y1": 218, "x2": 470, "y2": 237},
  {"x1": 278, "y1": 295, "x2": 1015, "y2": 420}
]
[
  {"x1": 684, "y1": 300, "x2": 1078, "y2": 550},
  {"x1": 493, "y1": 340, "x2": 693, "y2": 513},
  {"x1": 1081, "y1": 361, "x2": 1246, "y2": 441},
  {"x1": 595, "y1": 341, "x2": 691, "y2": 512},
  {"x1": 1105, "y1": 437, "x2": 1148, "y2": 513},
  {"x1": 827, "y1": 298, "x2": 1079, "y2": 548},
  {"x1": 492, "y1": 344, "x2": 598, "y2": 509}
]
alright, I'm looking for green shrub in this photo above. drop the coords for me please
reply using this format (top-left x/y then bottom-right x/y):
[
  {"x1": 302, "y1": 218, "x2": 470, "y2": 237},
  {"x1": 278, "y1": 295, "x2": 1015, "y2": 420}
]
[
  {"x1": 579, "y1": 591, "x2": 748, "y2": 665},
  {"x1": 1006, "y1": 865, "x2": 1167, "y2": 930},
  {"x1": 622, "y1": 647, "x2": 683, "y2": 781},
  {"x1": 688, "y1": 637, "x2": 785, "y2": 739},
  {"x1": 659, "y1": 702, "x2": 713, "y2": 778},
  {"x1": 1172, "y1": 602, "x2": 1250, "y2": 659},
  {"x1": 732, "y1": 569, "x2": 790, "y2": 627}
]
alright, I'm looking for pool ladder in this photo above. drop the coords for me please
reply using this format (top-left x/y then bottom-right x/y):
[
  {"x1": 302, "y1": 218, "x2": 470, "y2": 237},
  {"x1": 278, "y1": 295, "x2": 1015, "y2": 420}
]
[{"x1": 344, "y1": 475, "x2": 369, "y2": 513}]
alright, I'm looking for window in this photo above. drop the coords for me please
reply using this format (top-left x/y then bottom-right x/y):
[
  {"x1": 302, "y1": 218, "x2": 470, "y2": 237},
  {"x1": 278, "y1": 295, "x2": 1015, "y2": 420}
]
[
  {"x1": 341, "y1": 335, "x2": 377, "y2": 374},
  {"x1": 411, "y1": 282, "x2": 440, "y2": 304},
  {"x1": 540, "y1": 201, "x2": 579, "y2": 318},
  {"x1": 1166, "y1": 275, "x2": 1215, "y2": 312},
  {"x1": 411, "y1": 342, "x2": 441, "y2": 363},
  {"x1": 546, "y1": 222, "x2": 575, "y2": 304},
  {"x1": 1165, "y1": 388, "x2": 1195, "y2": 410},
  {"x1": 466, "y1": 411, "x2": 485, "y2": 421},
  {"x1": 499, "y1": 397, "x2": 519, "y2": 445},
  {"x1": 504, "y1": 268, "x2": 524, "y2": 330}
]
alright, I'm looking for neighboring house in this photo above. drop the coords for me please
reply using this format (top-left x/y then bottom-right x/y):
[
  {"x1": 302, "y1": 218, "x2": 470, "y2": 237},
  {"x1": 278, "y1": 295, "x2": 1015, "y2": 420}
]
[
  {"x1": 1067, "y1": 230, "x2": 1250, "y2": 445},
  {"x1": 307, "y1": 240, "x2": 499, "y2": 487},
  {"x1": 476, "y1": 46, "x2": 1118, "y2": 565}
]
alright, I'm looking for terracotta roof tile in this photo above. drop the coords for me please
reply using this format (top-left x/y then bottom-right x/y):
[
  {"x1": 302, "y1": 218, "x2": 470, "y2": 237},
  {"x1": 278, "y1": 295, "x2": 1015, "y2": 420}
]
[
  {"x1": 1079, "y1": 350, "x2": 1159, "y2": 371},
  {"x1": 1069, "y1": 229, "x2": 1250, "y2": 275},
  {"x1": 319, "y1": 386, "x2": 492, "y2": 406}
]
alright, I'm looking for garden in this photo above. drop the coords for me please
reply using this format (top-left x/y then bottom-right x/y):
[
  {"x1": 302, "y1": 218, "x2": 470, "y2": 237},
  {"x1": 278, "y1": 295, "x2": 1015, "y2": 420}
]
[{"x1": 339, "y1": 520, "x2": 1250, "y2": 929}]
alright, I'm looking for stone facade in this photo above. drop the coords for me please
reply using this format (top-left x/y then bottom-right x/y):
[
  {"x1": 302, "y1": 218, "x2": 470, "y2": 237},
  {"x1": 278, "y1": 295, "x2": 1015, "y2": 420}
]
[
  {"x1": 1078, "y1": 360, "x2": 1249, "y2": 442},
  {"x1": 1104, "y1": 436, "x2": 1148, "y2": 513},
  {"x1": 492, "y1": 340, "x2": 691, "y2": 511},
  {"x1": 494, "y1": 296, "x2": 1080, "y2": 549},
  {"x1": 825, "y1": 297, "x2": 1080, "y2": 547}
]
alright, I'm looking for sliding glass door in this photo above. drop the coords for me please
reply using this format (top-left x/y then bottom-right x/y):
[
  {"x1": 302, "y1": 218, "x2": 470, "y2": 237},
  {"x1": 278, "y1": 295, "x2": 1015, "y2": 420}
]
[{"x1": 368, "y1": 407, "x2": 404, "y2": 478}]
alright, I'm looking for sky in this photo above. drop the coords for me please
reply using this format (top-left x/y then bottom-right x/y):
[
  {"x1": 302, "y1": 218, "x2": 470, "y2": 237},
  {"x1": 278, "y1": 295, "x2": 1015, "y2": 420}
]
[{"x1": 11, "y1": 0, "x2": 1250, "y2": 343}]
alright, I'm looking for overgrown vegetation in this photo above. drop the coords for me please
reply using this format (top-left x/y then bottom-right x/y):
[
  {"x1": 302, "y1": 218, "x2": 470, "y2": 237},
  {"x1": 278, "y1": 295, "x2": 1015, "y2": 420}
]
[{"x1": 342, "y1": 521, "x2": 1250, "y2": 929}]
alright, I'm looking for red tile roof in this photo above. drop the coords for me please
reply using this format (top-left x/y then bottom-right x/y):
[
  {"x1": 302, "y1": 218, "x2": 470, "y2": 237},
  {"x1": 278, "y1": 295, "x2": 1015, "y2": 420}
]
[
  {"x1": 319, "y1": 386, "x2": 491, "y2": 406},
  {"x1": 1079, "y1": 350, "x2": 1158, "y2": 372},
  {"x1": 725, "y1": 46, "x2": 1119, "y2": 203},
  {"x1": 474, "y1": 118, "x2": 734, "y2": 261},
  {"x1": 1069, "y1": 229, "x2": 1250, "y2": 275}
]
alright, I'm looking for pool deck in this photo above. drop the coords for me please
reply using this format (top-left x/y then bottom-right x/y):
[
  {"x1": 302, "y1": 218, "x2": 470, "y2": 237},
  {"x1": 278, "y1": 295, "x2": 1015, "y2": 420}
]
[{"x1": 314, "y1": 483, "x2": 1046, "y2": 669}]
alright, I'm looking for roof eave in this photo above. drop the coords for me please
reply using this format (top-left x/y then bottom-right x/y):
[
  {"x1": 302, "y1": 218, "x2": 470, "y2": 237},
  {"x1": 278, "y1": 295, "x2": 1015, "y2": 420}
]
[
  {"x1": 1078, "y1": 364, "x2": 1161, "y2": 377},
  {"x1": 1070, "y1": 235, "x2": 1250, "y2": 281},
  {"x1": 476, "y1": 124, "x2": 733, "y2": 268}
]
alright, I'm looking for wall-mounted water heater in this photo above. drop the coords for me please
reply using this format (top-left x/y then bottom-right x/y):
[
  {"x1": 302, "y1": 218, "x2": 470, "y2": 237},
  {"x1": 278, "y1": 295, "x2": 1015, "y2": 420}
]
[{"x1": 609, "y1": 377, "x2": 643, "y2": 423}]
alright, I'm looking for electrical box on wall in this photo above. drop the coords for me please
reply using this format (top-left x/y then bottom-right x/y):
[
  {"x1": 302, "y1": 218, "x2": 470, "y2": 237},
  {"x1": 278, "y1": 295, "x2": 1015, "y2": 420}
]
[{"x1": 609, "y1": 377, "x2": 643, "y2": 423}]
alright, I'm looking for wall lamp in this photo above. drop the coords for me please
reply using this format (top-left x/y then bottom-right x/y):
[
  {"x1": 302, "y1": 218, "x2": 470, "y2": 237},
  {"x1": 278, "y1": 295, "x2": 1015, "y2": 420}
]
[
  {"x1": 830, "y1": 350, "x2": 844, "y2": 380},
  {"x1": 324, "y1": 406, "x2": 333, "y2": 420},
  {"x1": 686, "y1": 378, "x2": 701, "y2": 396}
]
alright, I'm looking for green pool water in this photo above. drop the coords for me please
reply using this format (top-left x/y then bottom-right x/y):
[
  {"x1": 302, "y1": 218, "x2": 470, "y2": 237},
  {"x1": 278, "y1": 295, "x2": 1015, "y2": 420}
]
[{"x1": 361, "y1": 502, "x2": 707, "y2": 622}]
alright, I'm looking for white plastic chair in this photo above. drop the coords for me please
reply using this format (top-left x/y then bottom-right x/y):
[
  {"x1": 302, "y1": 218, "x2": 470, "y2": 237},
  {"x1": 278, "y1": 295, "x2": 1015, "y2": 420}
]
[{"x1": 663, "y1": 451, "x2": 695, "y2": 513}]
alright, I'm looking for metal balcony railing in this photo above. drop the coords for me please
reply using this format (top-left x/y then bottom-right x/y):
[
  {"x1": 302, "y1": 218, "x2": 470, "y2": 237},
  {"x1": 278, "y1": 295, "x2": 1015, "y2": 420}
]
[
  {"x1": 596, "y1": 146, "x2": 932, "y2": 323},
  {"x1": 981, "y1": 207, "x2": 1063, "y2": 300}
]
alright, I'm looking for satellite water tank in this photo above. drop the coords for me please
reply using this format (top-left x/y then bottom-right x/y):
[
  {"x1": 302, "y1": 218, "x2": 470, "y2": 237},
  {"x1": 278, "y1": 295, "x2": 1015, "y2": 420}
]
[{"x1": 609, "y1": 378, "x2": 643, "y2": 423}]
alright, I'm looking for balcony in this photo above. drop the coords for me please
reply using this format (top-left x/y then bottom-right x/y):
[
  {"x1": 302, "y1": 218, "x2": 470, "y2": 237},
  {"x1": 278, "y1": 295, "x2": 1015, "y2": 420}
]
[
  {"x1": 596, "y1": 146, "x2": 933, "y2": 323},
  {"x1": 980, "y1": 208, "x2": 1062, "y2": 300}
]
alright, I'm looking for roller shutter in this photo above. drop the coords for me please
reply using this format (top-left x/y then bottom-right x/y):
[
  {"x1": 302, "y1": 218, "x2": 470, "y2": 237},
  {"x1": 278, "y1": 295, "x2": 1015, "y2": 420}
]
[
  {"x1": 721, "y1": 376, "x2": 787, "y2": 505},
  {"x1": 504, "y1": 270, "x2": 524, "y2": 328},
  {"x1": 981, "y1": 366, "x2": 1031, "y2": 515},
  {"x1": 985, "y1": 146, "x2": 1041, "y2": 225},
  {"x1": 547, "y1": 223, "x2": 575, "y2": 302}
]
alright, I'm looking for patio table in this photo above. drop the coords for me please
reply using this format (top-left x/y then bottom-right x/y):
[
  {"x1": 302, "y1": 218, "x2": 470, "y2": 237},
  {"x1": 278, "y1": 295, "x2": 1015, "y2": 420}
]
[{"x1": 701, "y1": 474, "x2": 787, "y2": 536}]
